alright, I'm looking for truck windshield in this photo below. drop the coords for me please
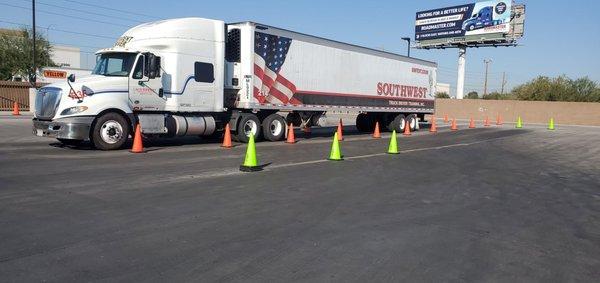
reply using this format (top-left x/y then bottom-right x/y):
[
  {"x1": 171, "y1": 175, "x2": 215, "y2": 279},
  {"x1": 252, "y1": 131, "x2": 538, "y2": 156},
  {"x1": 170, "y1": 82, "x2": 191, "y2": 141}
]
[{"x1": 92, "y1": 53, "x2": 137, "y2": 77}]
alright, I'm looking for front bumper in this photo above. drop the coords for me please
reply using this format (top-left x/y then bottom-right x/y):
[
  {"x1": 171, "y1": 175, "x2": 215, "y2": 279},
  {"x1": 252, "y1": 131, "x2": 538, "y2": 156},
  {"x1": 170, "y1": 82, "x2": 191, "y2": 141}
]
[{"x1": 32, "y1": 116, "x2": 95, "y2": 140}]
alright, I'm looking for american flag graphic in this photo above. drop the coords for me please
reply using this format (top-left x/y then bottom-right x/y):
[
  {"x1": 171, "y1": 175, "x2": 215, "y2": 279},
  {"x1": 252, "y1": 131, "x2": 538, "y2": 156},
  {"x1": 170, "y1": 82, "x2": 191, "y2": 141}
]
[{"x1": 253, "y1": 32, "x2": 301, "y2": 105}]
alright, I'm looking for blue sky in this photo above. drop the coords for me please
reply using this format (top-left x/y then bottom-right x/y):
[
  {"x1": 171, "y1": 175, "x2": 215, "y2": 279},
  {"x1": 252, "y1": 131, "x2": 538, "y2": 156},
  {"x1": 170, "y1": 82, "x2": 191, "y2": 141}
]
[{"x1": 1, "y1": 0, "x2": 599, "y2": 95}]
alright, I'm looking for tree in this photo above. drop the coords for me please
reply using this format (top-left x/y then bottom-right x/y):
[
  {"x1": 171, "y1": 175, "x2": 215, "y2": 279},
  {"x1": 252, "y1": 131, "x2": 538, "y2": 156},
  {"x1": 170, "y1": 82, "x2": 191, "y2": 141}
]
[
  {"x1": 482, "y1": 91, "x2": 514, "y2": 100},
  {"x1": 511, "y1": 75, "x2": 600, "y2": 102},
  {"x1": 466, "y1": 91, "x2": 479, "y2": 99},
  {"x1": 435, "y1": 92, "x2": 450, "y2": 99},
  {"x1": 0, "y1": 28, "x2": 55, "y2": 81}
]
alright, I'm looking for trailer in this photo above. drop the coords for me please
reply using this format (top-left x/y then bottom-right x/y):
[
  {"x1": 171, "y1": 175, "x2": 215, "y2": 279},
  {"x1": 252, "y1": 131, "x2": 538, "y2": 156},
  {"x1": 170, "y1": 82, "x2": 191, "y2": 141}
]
[{"x1": 32, "y1": 18, "x2": 437, "y2": 150}]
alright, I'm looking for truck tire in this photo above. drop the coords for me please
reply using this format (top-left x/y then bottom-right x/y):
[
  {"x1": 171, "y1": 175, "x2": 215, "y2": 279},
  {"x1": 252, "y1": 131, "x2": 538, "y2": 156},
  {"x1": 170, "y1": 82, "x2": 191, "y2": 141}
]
[
  {"x1": 286, "y1": 112, "x2": 302, "y2": 127},
  {"x1": 91, "y1": 112, "x2": 130, "y2": 150},
  {"x1": 262, "y1": 113, "x2": 286, "y2": 141},
  {"x1": 57, "y1": 138, "x2": 83, "y2": 146},
  {"x1": 407, "y1": 114, "x2": 419, "y2": 131},
  {"x1": 389, "y1": 114, "x2": 406, "y2": 133},
  {"x1": 355, "y1": 113, "x2": 370, "y2": 132},
  {"x1": 236, "y1": 113, "x2": 261, "y2": 143}
]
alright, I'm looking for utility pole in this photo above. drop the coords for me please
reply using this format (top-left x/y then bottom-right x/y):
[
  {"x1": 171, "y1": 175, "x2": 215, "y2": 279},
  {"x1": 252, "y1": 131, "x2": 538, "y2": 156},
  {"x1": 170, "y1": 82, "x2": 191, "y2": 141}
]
[
  {"x1": 483, "y1": 59, "x2": 492, "y2": 96},
  {"x1": 501, "y1": 72, "x2": 507, "y2": 95},
  {"x1": 456, "y1": 46, "x2": 466, "y2": 99},
  {"x1": 31, "y1": 0, "x2": 36, "y2": 84}
]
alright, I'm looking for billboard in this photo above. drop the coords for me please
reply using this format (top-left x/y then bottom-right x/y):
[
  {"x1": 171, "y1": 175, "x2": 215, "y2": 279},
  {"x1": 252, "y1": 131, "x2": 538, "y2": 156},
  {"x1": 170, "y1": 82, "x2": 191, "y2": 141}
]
[{"x1": 415, "y1": 1, "x2": 512, "y2": 43}]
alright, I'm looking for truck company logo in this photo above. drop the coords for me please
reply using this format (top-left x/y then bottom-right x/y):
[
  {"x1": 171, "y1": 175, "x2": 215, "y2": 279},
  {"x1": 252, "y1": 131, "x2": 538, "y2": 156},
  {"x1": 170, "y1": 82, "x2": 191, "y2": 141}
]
[
  {"x1": 377, "y1": 82, "x2": 428, "y2": 98},
  {"x1": 253, "y1": 32, "x2": 301, "y2": 105},
  {"x1": 412, "y1": 67, "x2": 429, "y2": 75}
]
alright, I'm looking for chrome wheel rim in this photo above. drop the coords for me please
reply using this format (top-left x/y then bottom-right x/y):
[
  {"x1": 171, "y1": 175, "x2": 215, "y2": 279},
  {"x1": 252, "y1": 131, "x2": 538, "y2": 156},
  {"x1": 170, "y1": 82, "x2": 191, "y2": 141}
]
[
  {"x1": 100, "y1": 120, "x2": 123, "y2": 144},
  {"x1": 270, "y1": 120, "x2": 283, "y2": 136},
  {"x1": 244, "y1": 120, "x2": 258, "y2": 137}
]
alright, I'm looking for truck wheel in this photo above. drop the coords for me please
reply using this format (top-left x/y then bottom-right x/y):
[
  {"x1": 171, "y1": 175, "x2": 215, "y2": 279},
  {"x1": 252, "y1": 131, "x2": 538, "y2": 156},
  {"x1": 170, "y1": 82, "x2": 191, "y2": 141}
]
[
  {"x1": 262, "y1": 113, "x2": 286, "y2": 141},
  {"x1": 390, "y1": 114, "x2": 406, "y2": 133},
  {"x1": 91, "y1": 112, "x2": 130, "y2": 150},
  {"x1": 57, "y1": 138, "x2": 83, "y2": 146},
  {"x1": 236, "y1": 113, "x2": 261, "y2": 143},
  {"x1": 407, "y1": 114, "x2": 419, "y2": 131},
  {"x1": 355, "y1": 113, "x2": 370, "y2": 132},
  {"x1": 286, "y1": 112, "x2": 302, "y2": 127}
]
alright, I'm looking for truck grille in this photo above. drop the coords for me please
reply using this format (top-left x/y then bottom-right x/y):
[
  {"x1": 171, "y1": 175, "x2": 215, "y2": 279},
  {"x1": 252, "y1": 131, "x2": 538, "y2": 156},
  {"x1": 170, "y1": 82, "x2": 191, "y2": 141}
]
[{"x1": 35, "y1": 87, "x2": 62, "y2": 120}]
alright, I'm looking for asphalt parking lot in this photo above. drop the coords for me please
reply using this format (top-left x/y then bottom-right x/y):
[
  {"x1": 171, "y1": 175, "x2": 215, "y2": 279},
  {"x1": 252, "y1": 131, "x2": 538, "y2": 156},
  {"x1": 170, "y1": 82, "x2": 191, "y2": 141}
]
[{"x1": 1, "y1": 113, "x2": 599, "y2": 282}]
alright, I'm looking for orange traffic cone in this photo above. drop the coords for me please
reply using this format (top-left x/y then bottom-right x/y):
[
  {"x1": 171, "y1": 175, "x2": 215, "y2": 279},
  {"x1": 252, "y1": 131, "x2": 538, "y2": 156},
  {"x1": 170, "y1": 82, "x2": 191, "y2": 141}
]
[
  {"x1": 451, "y1": 118, "x2": 458, "y2": 131},
  {"x1": 336, "y1": 119, "x2": 344, "y2": 141},
  {"x1": 429, "y1": 116, "x2": 437, "y2": 133},
  {"x1": 373, "y1": 121, "x2": 381, "y2": 138},
  {"x1": 469, "y1": 117, "x2": 475, "y2": 128},
  {"x1": 484, "y1": 116, "x2": 490, "y2": 127},
  {"x1": 285, "y1": 123, "x2": 296, "y2": 144},
  {"x1": 444, "y1": 114, "x2": 448, "y2": 123},
  {"x1": 12, "y1": 101, "x2": 20, "y2": 116},
  {"x1": 403, "y1": 120, "x2": 411, "y2": 136},
  {"x1": 130, "y1": 123, "x2": 144, "y2": 153},
  {"x1": 221, "y1": 123, "x2": 233, "y2": 148},
  {"x1": 496, "y1": 114, "x2": 503, "y2": 125}
]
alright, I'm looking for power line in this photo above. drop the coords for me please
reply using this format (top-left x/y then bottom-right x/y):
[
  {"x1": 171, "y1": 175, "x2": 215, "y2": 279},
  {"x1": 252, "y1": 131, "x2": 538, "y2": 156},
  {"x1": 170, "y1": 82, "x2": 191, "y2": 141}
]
[
  {"x1": 0, "y1": 19, "x2": 117, "y2": 39},
  {"x1": 17, "y1": 0, "x2": 144, "y2": 24},
  {"x1": 63, "y1": 0, "x2": 161, "y2": 20},
  {"x1": 0, "y1": 2, "x2": 131, "y2": 28}
]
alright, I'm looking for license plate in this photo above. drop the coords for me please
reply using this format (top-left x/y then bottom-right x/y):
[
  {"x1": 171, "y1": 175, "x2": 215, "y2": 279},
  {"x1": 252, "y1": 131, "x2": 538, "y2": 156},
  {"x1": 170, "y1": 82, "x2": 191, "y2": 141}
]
[{"x1": 36, "y1": 129, "x2": 43, "y2": 136}]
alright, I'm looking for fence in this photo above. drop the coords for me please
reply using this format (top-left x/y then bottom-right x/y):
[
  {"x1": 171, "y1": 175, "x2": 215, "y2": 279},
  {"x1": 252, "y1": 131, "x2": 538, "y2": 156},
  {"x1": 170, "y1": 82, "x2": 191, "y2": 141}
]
[
  {"x1": 434, "y1": 99, "x2": 600, "y2": 126},
  {"x1": 0, "y1": 81, "x2": 50, "y2": 111}
]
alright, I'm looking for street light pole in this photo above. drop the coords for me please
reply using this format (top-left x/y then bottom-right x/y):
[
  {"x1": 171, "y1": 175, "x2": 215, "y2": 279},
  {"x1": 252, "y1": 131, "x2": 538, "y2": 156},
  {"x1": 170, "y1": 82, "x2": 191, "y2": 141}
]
[{"x1": 401, "y1": 37, "x2": 411, "y2": 57}]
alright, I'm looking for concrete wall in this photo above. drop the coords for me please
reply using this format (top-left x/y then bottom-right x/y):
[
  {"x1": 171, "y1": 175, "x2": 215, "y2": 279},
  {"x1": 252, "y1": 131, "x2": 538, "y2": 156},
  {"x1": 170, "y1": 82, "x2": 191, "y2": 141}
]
[{"x1": 434, "y1": 99, "x2": 600, "y2": 126}]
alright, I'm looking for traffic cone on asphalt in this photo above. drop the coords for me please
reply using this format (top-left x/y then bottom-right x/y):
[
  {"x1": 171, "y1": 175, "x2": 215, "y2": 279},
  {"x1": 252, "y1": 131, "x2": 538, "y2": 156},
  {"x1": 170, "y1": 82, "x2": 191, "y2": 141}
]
[
  {"x1": 469, "y1": 117, "x2": 476, "y2": 128},
  {"x1": 444, "y1": 114, "x2": 449, "y2": 123},
  {"x1": 130, "y1": 123, "x2": 145, "y2": 153},
  {"x1": 484, "y1": 116, "x2": 491, "y2": 127},
  {"x1": 496, "y1": 114, "x2": 503, "y2": 125},
  {"x1": 12, "y1": 101, "x2": 20, "y2": 116},
  {"x1": 285, "y1": 123, "x2": 296, "y2": 143},
  {"x1": 328, "y1": 132, "x2": 343, "y2": 161},
  {"x1": 429, "y1": 116, "x2": 437, "y2": 133},
  {"x1": 403, "y1": 120, "x2": 411, "y2": 136},
  {"x1": 387, "y1": 130, "x2": 399, "y2": 154},
  {"x1": 240, "y1": 134, "x2": 261, "y2": 172},
  {"x1": 516, "y1": 116, "x2": 523, "y2": 128},
  {"x1": 221, "y1": 123, "x2": 233, "y2": 148},
  {"x1": 548, "y1": 118, "x2": 555, "y2": 130},
  {"x1": 451, "y1": 118, "x2": 458, "y2": 131},
  {"x1": 372, "y1": 121, "x2": 381, "y2": 138},
  {"x1": 336, "y1": 119, "x2": 344, "y2": 141}
]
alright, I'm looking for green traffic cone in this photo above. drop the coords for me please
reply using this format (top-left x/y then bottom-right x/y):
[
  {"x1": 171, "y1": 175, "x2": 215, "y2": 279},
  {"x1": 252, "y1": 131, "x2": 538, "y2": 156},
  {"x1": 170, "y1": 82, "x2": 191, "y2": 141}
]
[
  {"x1": 328, "y1": 132, "x2": 343, "y2": 161},
  {"x1": 516, "y1": 116, "x2": 523, "y2": 128},
  {"x1": 240, "y1": 134, "x2": 262, "y2": 172},
  {"x1": 387, "y1": 130, "x2": 399, "y2": 154},
  {"x1": 548, "y1": 118, "x2": 555, "y2": 130}
]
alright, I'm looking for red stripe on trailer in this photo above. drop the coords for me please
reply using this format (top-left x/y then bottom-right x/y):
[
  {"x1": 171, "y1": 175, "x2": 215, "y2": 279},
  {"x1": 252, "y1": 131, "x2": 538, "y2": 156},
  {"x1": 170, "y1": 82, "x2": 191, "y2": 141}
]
[{"x1": 297, "y1": 90, "x2": 432, "y2": 101}]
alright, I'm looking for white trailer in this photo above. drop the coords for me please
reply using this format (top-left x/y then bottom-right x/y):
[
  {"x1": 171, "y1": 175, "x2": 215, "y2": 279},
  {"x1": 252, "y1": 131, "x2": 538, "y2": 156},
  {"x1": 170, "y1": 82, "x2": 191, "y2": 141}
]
[{"x1": 32, "y1": 18, "x2": 437, "y2": 150}]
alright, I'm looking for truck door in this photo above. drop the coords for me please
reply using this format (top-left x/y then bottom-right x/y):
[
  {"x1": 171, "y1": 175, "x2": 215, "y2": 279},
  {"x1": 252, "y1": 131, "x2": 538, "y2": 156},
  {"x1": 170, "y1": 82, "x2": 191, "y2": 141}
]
[{"x1": 128, "y1": 53, "x2": 165, "y2": 111}]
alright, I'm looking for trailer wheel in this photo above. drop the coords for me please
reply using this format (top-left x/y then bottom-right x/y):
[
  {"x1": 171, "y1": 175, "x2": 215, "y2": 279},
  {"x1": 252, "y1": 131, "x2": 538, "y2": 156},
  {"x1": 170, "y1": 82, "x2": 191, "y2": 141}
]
[
  {"x1": 262, "y1": 113, "x2": 286, "y2": 141},
  {"x1": 355, "y1": 113, "x2": 371, "y2": 132},
  {"x1": 286, "y1": 112, "x2": 302, "y2": 127},
  {"x1": 390, "y1": 114, "x2": 406, "y2": 133},
  {"x1": 236, "y1": 113, "x2": 261, "y2": 143},
  {"x1": 91, "y1": 112, "x2": 130, "y2": 150},
  {"x1": 407, "y1": 114, "x2": 419, "y2": 131}
]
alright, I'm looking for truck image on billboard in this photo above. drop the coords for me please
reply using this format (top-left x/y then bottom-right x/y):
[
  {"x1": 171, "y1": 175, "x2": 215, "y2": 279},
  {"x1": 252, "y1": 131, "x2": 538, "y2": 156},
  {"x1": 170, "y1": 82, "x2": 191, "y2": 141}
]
[{"x1": 415, "y1": 0, "x2": 512, "y2": 43}]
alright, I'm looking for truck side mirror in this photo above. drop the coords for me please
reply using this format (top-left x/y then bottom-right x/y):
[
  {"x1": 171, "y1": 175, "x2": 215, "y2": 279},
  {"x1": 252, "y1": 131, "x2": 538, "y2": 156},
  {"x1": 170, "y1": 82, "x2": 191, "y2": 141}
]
[
  {"x1": 145, "y1": 53, "x2": 161, "y2": 79},
  {"x1": 68, "y1": 74, "x2": 76, "y2": 82}
]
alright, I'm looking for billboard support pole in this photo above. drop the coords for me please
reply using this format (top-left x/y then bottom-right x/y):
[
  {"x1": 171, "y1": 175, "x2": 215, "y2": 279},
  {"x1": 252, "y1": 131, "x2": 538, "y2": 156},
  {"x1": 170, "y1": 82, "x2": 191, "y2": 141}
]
[{"x1": 456, "y1": 46, "x2": 466, "y2": 99}]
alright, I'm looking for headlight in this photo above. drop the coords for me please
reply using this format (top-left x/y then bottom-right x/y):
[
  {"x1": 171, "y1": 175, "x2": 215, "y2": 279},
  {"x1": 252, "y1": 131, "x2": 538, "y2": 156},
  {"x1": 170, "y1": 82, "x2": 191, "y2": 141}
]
[{"x1": 60, "y1": 106, "x2": 88, "y2": 115}]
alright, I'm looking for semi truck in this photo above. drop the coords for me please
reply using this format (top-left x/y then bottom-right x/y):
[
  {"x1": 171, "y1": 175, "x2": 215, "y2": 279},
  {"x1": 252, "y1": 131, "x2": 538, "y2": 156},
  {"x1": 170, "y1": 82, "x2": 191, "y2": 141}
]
[{"x1": 33, "y1": 18, "x2": 437, "y2": 150}]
